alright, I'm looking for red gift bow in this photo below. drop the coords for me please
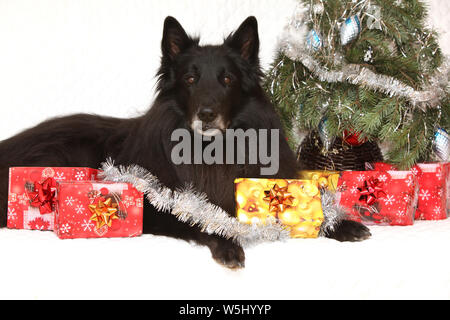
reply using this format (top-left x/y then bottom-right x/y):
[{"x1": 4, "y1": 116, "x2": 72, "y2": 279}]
[
  {"x1": 358, "y1": 177, "x2": 386, "y2": 205},
  {"x1": 27, "y1": 178, "x2": 57, "y2": 214}
]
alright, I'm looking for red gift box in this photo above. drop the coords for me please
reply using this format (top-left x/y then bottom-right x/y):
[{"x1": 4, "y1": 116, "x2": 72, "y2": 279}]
[
  {"x1": 366, "y1": 162, "x2": 396, "y2": 172},
  {"x1": 414, "y1": 163, "x2": 447, "y2": 220},
  {"x1": 7, "y1": 167, "x2": 99, "y2": 230},
  {"x1": 368, "y1": 162, "x2": 448, "y2": 220},
  {"x1": 445, "y1": 163, "x2": 450, "y2": 216},
  {"x1": 337, "y1": 170, "x2": 418, "y2": 226},
  {"x1": 55, "y1": 181, "x2": 144, "y2": 239}
]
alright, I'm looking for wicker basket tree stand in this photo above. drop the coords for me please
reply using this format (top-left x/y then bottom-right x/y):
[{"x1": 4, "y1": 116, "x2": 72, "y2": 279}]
[{"x1": 297, "y1": 131, "x2": 384, "y2": 171}]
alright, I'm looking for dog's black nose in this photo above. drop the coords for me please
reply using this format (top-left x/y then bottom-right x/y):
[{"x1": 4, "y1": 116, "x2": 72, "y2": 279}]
[{"x1": 197, "y1": 108, "x2": 217, "y2": 123}]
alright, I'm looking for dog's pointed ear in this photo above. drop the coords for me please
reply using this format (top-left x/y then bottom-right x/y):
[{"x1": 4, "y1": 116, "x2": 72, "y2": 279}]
[
  {"x1": 161, "y1": 16, "x2": 191, "y2": 59},
  {"x1": 227, "y1": 16, "x2": 259, "y2": 64}
]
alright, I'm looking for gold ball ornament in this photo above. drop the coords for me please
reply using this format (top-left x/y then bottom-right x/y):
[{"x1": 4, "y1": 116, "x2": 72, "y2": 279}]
[
  {"x1": 278, "y1": 208, "x2": 302, "y2": 226},
  {"x1": 318, "y1": 177, "x2": 328, "y2": 188},
  {"x1": 300, "y1": 183, "x2": 319, "y2": 197}
]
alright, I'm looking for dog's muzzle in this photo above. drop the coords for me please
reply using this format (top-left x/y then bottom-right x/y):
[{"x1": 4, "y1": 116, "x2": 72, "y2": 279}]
[{"x1": 191, "y1": 114, "x2": 227, "y2": 136}]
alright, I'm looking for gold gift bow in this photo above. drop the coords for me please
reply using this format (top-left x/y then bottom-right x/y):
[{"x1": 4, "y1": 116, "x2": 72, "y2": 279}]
[{"x1": 89, "y1": 197, "x2": 119, "y2": 230}]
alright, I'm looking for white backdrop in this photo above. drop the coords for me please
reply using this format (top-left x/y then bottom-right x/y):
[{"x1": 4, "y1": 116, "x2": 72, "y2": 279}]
[
  {"x1": 0, "y1": 0, "x2": 299, "y2": 140},
  {"x1": 1, "y1": 0, "x2": 450, "y2": 300}
]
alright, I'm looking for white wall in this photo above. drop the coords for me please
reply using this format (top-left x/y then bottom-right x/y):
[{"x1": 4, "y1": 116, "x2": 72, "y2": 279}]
[{"x1": 0, "y1": 0, "x2": 447, "y2": 141}]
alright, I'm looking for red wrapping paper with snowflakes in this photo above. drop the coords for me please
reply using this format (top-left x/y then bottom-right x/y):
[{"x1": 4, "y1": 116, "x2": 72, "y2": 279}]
[
  {"x1": 368, "y1": 162, "x2": 449, "y2": 220},
  {"x1": 414, "y1": 163, "x2": 448, "y2": 220},
  {"x1": 55, "y1": 181, "x2": 143, "y2": 239},
  {"x1": 7, "y1": 167, "x2": 99, "y2": 231},
  {"x1": 445, "y1": 163, "x2": 450, "y2": 216},
  {"x1": 337, "y1": 170, "x2": 418, "y2": 226}
]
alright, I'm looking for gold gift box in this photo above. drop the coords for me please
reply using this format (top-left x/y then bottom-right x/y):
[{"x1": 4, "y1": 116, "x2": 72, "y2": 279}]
[
  {"x1": 234, "y1": 178, "x2": 324, "y2": 238},
  {"x1": 297, "y1": 170, "x2": 340, "y2": 192}
]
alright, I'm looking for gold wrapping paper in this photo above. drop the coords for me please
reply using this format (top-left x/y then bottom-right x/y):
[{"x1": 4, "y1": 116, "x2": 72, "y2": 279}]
[
  {"x1": 234, "y1": 178, "x2": 324, "y2": 238},
  {"x1": 298, "y1": 170, "x2": 340, "y2": 192}
]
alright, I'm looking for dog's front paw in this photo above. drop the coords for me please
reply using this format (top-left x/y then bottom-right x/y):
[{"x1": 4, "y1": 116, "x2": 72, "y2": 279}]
[
  {"x1": 210, "y1": 239, "x2": 245, "y2": 270},
  {"x1": 326, "y1": 220, "x2": 371, "y2": 242}
]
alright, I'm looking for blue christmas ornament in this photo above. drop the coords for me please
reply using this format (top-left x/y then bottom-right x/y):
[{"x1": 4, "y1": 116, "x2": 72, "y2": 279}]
[
  {"x1": 318, "y1": 117, "x2": 335, "y2": 152},
  {"x1": 433, "y1": 128, "x2": 450, "y2": 161},
  {"x1": 306, "y1": 29, "x2": 322, "y2": 50},
  {"x1": 340, "y1": 15, "x2": 361, "y2": 46}
]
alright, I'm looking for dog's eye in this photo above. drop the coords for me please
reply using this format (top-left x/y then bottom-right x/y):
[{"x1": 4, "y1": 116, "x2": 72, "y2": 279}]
[
  {"x1": 223, "y1": 76, "x2": 232, "y2": 85},
  {"x1": 186, "y1": 76, "x2": 196, "y2": 85}
]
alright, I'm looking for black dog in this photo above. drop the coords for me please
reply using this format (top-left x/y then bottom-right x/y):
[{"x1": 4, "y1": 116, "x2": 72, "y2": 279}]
[{"x1": 0, "y1": 16, "x2": 370, "y2": 268}]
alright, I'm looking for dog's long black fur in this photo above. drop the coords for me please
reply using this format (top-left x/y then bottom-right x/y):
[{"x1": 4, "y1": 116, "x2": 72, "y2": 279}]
[{"x1": 0, "y1": 16, "x2": 370, "y2": 268}]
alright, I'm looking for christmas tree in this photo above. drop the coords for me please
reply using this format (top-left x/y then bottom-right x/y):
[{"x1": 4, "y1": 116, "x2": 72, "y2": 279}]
[{"x1": 265, "y1": 0, "x2": 449, "y2": 169}]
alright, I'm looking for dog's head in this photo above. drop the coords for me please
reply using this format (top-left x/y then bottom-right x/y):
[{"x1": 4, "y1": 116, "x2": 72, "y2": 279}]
[{"x1": 157, "y1": 16, "x2": 261, "y2": 136}]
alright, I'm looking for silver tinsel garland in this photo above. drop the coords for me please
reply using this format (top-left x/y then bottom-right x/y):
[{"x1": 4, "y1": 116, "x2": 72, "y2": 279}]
[
  {"x1": 99, "y1": 159, "x2": 347, "y2": 247},
  {"x1": 318, "y1": 189, "x2": 348, "y2": 237},
  {"x1": 99, "y1": 159, "x2": 290, "y2": 247},
  {"x1": 280, "y1": 2, "x2": 449, "y2": 110},
  {"x1": 283, "y1": 42, "x2": 449, "y2": 110}
]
